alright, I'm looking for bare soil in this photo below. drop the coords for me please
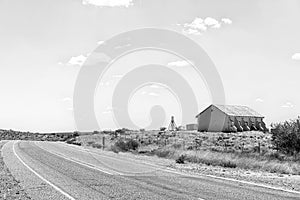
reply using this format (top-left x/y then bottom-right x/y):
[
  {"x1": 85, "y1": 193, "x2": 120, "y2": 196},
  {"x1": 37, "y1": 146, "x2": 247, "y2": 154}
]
[
  {"x1": 170, "y1": 162, "x2": 300, "y2": 192},
  {"x1": 104, "y1": 150, "x2": 300, "y2": 193},
  {"x1": 0, "y1": 141, "x2": 31, "y2": 200}
]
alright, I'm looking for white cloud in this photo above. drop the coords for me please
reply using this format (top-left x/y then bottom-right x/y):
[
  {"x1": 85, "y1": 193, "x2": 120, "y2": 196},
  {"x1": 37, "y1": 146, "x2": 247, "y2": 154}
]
[
  {"x1": 61, "y1": 97, "x2": 73, "y2": 111},
  {"x1": 82, "y1": 0, "x2": 133, "y2": 7},
  {"x1": 167, "y1": 60, "x2": 192, "y2": 67},
  {"x1": 67, "y1": 55, "x2": 87, "y2": 66},
  {"x1": 97, "y1": 40, "x2": 104, "y2": 45},
  {"x1": 204, "y1": 17, "x2": 221, "y2": 28},
  {"x1": 281, "y1": 102, "x2": 294, "y2": 108},
  {"x1": 180, "y1": 17, "x2": 232, "y2": 35},
  {"x1": 84, "y1": 52, "x2": 111, "y2": 65},
  {"x1": 149, "y1": 84, "x2": 164, "y2": 89},
  {"x1": 182, "y1": 28, "x2": 202, "y2": 35},
  {"x1": 255, "y1": 98, "x2": 264, "y2": 103},
  {"x1": 221, "y1": 18, "x2": 233, "y2": 25},
  {"x1": 212, "y1": 23, "x2": 221, "y2": 29},
  {"x1": 112, "y1": 74, "x2": 123, "y2": 78},
  {"x1": 102, "y1": 106, "x2": 114, "y2": 114},
  {"x1": 62, "y1": 97, "x2": 72, "y2": 102},
  {"x1": 148, "y1": 92, "x2": 159, "y2": 97},
  {"x1": 292, "y1": 53, "x2": 300, "y2": 60},
  {"x1": 183, "y1": 17, "x2": 207, "y2": 32},
  {"x1": 182, "y1": 29, "x2": 202, "y2": 35},
  {"x1": 98, "y1": 81, "x2": 110, "y2": 86}
]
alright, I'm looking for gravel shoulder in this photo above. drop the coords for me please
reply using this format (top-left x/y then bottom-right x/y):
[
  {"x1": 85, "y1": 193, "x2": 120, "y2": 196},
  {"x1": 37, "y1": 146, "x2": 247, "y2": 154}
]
[
  {"x1": 2, "y1": 140, "x2": 300, "y2": 199},
  {"x1": 170, "y1": 162, "x2": 300, "y2": 192},
  {"x1": 0, "y1": 141, "x2": 31, "y2": 200},
  {"x1": 82, "y1": 146, "x2": 300, "y2": 193},
  {"x1": 130, "y1": 152, "x2": 300, "y2": 192}
]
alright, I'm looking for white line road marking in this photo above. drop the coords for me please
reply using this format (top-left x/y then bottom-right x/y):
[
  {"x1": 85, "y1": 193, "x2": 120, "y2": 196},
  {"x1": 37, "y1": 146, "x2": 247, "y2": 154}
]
[
  {"x1": 36, "y1": 141, "x2": 160, "y2": 175},
  {"x1": 35, "y1": 142, "x2": 207, "y2": 200},
  {"x1": 35, "y1": 142, "x2": 123, "y2": 175},
  {"x1": 39, "y1": 142, "x2": 161, "y2": 171},
  {"x1": 12, "y1": 141, "x2": 76, "y2": 200},
  {"x1": 57, "y1": 142, "x2": 300, "y2": 195}
]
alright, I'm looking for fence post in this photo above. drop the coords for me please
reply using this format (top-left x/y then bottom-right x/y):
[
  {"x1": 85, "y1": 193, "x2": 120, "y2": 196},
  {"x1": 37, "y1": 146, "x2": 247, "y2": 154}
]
[
  {"x1": 242, "y1": 142, "x2": 244, "y2": 152},
  {"x1": 102, "y1": 136, "x2": 105, "y2": 150}
]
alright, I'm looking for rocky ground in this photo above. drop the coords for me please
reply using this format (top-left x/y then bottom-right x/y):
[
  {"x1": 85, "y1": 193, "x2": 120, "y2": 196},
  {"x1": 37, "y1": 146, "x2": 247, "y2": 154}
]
[
  {"x1": 0, "y1": 141, "x2": 31, "y2": 200},
  {"x1": 77, "y1": 131, "x2": 300, "y2": 192},
  {"x1": 103, "y1": 149, "x2": 300, "y2": 193},
  {"x1": 0, "y1": 129, "x2": 78, "y2": 142},
  {"x1": 171, "y1": 162, "x2": 300, "y2": 192}
]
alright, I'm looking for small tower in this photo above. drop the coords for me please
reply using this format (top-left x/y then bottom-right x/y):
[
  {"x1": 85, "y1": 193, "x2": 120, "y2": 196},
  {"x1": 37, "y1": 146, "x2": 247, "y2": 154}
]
[{"x1": 168, "y1": 116, "x2": 177, "y2": 131}]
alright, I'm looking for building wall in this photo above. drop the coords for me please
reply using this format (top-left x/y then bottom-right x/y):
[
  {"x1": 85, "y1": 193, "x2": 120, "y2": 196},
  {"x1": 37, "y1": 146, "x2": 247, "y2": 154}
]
[
  {"x1": 209, "y1": 106, "x2": 227, "y2": 132},
  {"x1": 198, "y1": 105, "x2": 227, "y2": 132},
  {"x1": 197, "y1": 107, "x2": 211, "y2": 131},
  {"x1": 186, "y1": 124, "x2": 198, "y2": 130},
  {"x1": 197, "y1": 105, "x2": 265, "y2": 132}
]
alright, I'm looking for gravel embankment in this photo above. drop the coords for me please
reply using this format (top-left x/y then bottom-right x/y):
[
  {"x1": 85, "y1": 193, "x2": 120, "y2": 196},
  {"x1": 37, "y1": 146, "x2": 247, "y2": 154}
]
[
  {"x1": 99, "y1": 149, "x2": 300, "y2": 193},
  {"x1": 170, "y1": 163, "x2": 300, "y2": 192},
  {"x1": 0, "y1": 141, "x2": 31, "y2": 200}
]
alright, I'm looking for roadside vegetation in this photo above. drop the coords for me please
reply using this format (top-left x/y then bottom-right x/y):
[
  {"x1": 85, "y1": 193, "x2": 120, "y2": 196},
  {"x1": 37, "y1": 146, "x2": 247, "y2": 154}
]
[
  {"x1": 75, "y1": 119, "x2": 300, "y2": 175},
  {"x1": 4, "y1": 119, "x2": 299, "y2": 175},
  {"x1": 271, "y1": 118, "x2": 300, "y2": 157},
  {"x1": 0, "y1": 129, "x2": 79, "y2": 142}
]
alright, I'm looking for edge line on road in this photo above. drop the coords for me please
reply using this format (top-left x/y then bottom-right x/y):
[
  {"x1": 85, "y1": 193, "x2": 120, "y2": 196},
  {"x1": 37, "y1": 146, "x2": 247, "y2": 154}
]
[
  {"x1": 12, "y1": 141, "x2": 76, "y2": 200},
  {"x1": 57, "y1": 142, "x2": 300, "y2": 195},
  {"x1": 34, "y1": 142, "x2": 123, "y2": 176}
]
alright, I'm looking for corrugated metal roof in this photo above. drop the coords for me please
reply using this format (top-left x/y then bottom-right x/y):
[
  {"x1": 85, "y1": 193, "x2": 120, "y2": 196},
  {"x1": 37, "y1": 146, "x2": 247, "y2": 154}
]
[{"x1": 214, "y1": 104, "x2": 263, "y2": 117}]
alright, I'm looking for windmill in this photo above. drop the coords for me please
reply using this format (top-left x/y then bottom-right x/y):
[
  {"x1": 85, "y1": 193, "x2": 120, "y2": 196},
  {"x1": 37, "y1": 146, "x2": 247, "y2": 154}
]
[{"x1": 168, "y1": 116, "x2": 177, "y2": 131}]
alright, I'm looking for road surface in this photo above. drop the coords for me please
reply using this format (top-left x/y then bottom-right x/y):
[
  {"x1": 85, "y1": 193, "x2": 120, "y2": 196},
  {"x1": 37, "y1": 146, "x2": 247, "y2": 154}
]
[{"x1": 1, "y1": 141, "x2": 299, "y2": 200}]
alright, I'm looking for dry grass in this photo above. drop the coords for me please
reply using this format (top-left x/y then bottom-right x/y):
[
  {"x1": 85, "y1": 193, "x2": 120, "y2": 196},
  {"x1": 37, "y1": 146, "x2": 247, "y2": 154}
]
[
  {"x1": 75, "y1": 130, "x2": 300, "y2": 175},
  {"x1": 150, "y1": 146, "x2": 300, "y2": 175}
]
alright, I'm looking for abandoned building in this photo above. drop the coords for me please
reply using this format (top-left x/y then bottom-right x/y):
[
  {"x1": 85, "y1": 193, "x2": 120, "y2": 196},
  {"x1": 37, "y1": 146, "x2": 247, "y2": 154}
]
[
  {"x1": 186, "y1": 123, "x2": 198, "y2": 131},
  {"x1": 196, "y1": 104, "x2": 267, "y2": 132}
]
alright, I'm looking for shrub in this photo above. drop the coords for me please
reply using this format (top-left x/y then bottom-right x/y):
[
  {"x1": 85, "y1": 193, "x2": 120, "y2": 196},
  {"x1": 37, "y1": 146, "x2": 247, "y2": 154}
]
[
  {"x1": 152, "y1": 148, "x2": 175, "y2": 158},
  {"x1": 266, "y1": 151, "x2": 286, "y2": 161},
  {"x1": 66, "y1": 138, "x2": 81, "y2": 146},
  {"x1": 271, "y1": 118, "x2": 300, "y2": 156},
  {"x1": 171, "y1": 143, "x2": 182, "y2": 149},
  {"x1": 110, "y1": 145, "x2": 120, "y2": 153},
  {"x1": 66, "y1": 138, "x2": 75, "y2": 144},
  {"x1": 127, "y1": 139, "x2": 139, "y2": 150},
  {"x1": 72, "y1": 141, "x2": 81, "y2": 146},
  {"x1": 92, "y1": 143, "x2": 102, "y2": 149},
  {"x1": 160, "y1": 127, "x2": 167, "y2": 131},
  {"x1": 114, "y1": 140, "x2": 128, "y2": 151},
  {"x1": 87, "y1": 141, "x2": 95, "y2": 146},
  {"x1": 176, "y1": 154, "x2": 186, "y2": 164},
  {"x1": 112, "y1": 139, "x2": 140, "y2": 152}
]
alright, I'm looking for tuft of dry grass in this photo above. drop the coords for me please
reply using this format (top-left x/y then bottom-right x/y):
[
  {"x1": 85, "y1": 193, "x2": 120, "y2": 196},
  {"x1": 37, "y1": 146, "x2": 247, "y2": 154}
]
[
  {"x1": 151, "y1": 146, "x2": 300, "y2": 174},
  {"x1": 74, "y1": 131, "x2": 300, "y2": 175}
]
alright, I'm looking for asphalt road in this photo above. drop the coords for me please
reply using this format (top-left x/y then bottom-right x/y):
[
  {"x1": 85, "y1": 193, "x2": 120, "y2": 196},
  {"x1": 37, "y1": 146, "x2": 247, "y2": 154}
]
[{"x1": 1, "y1": 141, "x2": 300, "y2": 200}]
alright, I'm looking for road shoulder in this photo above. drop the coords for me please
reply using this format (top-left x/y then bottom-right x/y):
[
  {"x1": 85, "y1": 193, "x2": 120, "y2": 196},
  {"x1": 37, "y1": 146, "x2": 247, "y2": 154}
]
[
  {"x1": 69, "y1": 142, "x2": 300, "y2": 193},
  {"x1": 2, "y1": 141, "x2": 71, "y2": 200},
  {"x1": 0, "y1": 140, "x2": 31, "y2": 200}
]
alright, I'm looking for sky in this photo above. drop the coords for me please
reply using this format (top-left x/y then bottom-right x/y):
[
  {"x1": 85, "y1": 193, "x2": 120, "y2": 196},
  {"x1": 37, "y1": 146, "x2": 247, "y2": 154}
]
[{"x1": 0, "y1": 0, "x2": 299, "y2": 132}]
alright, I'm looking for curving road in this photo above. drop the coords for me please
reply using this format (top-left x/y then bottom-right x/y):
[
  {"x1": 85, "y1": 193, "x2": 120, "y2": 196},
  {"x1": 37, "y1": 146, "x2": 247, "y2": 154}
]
[{"x1": 1, "y1": 140, "x2": 299, "y2": 200}]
